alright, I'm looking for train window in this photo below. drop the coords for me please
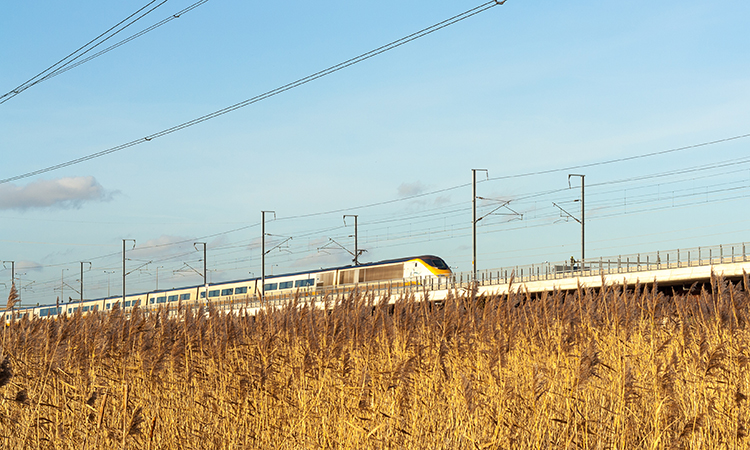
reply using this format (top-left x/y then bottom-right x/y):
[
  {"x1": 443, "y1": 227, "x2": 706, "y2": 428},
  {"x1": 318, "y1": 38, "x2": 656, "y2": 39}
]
[
  {"x1": 124, "y1": 301, "x2": 131, "y2": 307},
  {"x1": 425, "y1": 258, "x2": 449, "y2": 270},
  {"x1": 40, "y1": 308, "x2": 49, "y2": 317},
  {"x1": 180, "y1": 293, "x2": 191, "y2": 300},
  {"x1": 235, "y1": 287, "x2": 247, "y2": 294},
  {"x1": 91, "y1": 305, "x2": 98, "y2": 311},
  {"x1": 83, "y1": 306, "x2": 89, "y2": 312},
  {"x1": 208, "y1": 290, "x2": 220, "y2": 298},
  {"x1": 157, "y1": 297, "x2": 167, "y2": 304},
  {"x1": 264, "y1": 283, "x2": 277, "y2": 291},
  {"x1": 168, "y1": 295, "x2": 178, "y2": 302},
  {"x1": 295, "y1": 279, "x2": 314, "y2": 287},
  {"x1": 200, "y1": 292, "x2": 206, "y2": 299},
  {"x1": 340, "y1": 270, "x2": 356, "y2": 284},
  {"x1": 278, "y1": 281, "x2": 293, "y2": 289},
  {"x1": 221, "y1": 288, "x2": 234, "y2": 296},
  {"x1": 71, "y1": 307, "x2": 78, "y2": 313}
]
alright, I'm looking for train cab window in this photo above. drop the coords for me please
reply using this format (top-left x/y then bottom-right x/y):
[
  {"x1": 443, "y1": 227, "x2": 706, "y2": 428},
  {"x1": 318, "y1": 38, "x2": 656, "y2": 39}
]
[
  {"x1": 221, "y1": 288, "x2": 233, "y2": 296},
  {"x1": 180, "y1": 293, "x2": 191, "y2": 301},
  {"x1": 264, "y1": 283, "x2": 277, "y2": 291},
  {"x1": 168, "y1": 295, "x2": 178, "y2": 302},
  {"x1": 295, "y1": 279, "x2": 314, "y2": 288},
  {"x1": 235, "y1": 287, "x2": 247, "y2": 295},
  {"x1": 278, "y1": 281, "x2": 293, "y2": 289},
  {"x1": 208, "y1": 290, "x2": 220, "y2": 298},
  {"x1": 425, "y1": 258, "x2": 449, "y2": 270}
]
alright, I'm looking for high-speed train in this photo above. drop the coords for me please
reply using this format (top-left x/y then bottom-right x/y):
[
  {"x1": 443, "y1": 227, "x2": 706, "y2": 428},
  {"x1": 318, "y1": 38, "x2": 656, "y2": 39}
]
[{"x1": 4, "y1": 255, "x2": 452, "y2": 320}]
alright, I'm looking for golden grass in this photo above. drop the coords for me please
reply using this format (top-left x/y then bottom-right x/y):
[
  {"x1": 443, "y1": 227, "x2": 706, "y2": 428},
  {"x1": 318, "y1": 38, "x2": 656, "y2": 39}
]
[{"x1": 1, "y1": 275, "x2": 750, "y2": 449}]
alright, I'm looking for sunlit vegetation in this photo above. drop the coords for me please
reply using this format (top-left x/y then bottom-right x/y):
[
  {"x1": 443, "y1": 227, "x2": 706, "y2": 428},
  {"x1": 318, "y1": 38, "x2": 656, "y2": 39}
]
[{"x1": 1, "y1": 275, "x2": 749, "y2": 448}]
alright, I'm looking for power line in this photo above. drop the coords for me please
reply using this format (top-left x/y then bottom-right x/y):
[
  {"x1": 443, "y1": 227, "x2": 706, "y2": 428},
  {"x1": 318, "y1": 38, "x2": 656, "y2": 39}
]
[
  {"x1": 7, "y1": 132, "x2": 750, "y2": 301},
  {"x1": 486, "y1": 133, "x2": 750, "y2": 182},
  {"x1": 0, "y1": 1, "x2": 506, "y2": 185},
  {"x1": 0, "y1": 0, "x2": 171, "y2": 104},
  {"x1": 4, "y1": 137, "x2": 747, "y2": 270}
]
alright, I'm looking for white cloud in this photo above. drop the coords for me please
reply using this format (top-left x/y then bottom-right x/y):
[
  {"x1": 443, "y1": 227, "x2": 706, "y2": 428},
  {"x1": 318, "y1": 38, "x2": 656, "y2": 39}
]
[
  {"x1": 397, "y1": 181, "x2": 426, "y2": 197},
  {"x1": 15, "y1": 260, "x2": 43, "y2": 272},
  {"x1": 434, "y1": 195, "x2": 451, "y2": 206},
  {"x1": 129, "y1": 235, "x2": 193, "y2": 260},
  {"x1": 0, "y1": 176, "x2": 114, "y2": 210}
]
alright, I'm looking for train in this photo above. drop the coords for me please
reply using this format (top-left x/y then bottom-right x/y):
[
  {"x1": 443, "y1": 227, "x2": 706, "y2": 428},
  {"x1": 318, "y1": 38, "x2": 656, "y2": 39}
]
[{"x1": 3, "y1": 255, "x2": 452, "y2": 320}]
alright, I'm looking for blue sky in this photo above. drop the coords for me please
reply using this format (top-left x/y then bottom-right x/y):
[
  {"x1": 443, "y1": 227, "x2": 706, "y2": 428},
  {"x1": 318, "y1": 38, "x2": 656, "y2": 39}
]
[{"x1": 1, "y1": 0, "x2": 749, "y2": 306}]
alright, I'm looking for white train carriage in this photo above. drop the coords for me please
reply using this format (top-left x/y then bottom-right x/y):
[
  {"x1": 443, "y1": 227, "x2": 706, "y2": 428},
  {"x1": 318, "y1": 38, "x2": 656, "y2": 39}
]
[
  {"x1": 199, "y1": 278, "x2": 256, "y2": 302},
  {"x1": 148, "y1": 286, "x2": 198, "y2": 307},
  {"x1": 104, "y1": 292, "x2": 146, "y2": 311}
]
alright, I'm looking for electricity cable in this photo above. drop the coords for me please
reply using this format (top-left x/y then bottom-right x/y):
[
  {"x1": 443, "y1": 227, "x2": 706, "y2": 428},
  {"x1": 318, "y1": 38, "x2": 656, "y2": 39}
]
[
  {"x1": 0, "y1": 0, "x2": 171, "y2": 104},
  {"x1": 0, "y1": 1, "x2": 506, "y2": 184},
  {"x1": 0, "y1": 0, "x2": 210, "y2": 102}
]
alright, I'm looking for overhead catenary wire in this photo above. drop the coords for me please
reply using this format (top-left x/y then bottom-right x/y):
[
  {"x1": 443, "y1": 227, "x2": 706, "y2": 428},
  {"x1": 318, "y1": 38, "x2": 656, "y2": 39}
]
[
  {"x1": 24, "y1": 175, "x2": 750, "y2": 289},
  {"x1": 5, "y1": 137, "x2": 749, "y2": 277},
  {"x1": 0, "y1": 1, "x2": 507, "y2": 185},
  {"x1": 7, "y1": 131, "x2": 750, "y2": 303}
]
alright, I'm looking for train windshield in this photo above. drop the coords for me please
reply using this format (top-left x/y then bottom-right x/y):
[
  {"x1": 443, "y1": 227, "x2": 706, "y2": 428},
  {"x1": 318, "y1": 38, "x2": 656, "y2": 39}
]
[{"x1": 424, "y1": 258, "x2": 449, "y2": 270}]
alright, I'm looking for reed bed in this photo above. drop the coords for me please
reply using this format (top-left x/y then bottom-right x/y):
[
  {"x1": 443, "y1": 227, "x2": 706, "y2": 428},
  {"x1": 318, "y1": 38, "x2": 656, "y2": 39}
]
[{"x1": 1, "y1": 274, "x2": 749, "y2": 449}]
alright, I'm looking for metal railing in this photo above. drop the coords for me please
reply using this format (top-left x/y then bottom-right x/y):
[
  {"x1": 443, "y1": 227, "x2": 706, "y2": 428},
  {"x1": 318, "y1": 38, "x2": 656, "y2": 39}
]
[{"x1": 462, "y1": 241, "x2": 749, "y2": 288}]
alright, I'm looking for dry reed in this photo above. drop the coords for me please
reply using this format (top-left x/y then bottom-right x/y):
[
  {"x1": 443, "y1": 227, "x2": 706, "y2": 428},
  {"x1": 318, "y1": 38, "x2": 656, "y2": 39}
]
[{"x1": 0, "y1": 276, "x2": 749, "y2": 449}]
